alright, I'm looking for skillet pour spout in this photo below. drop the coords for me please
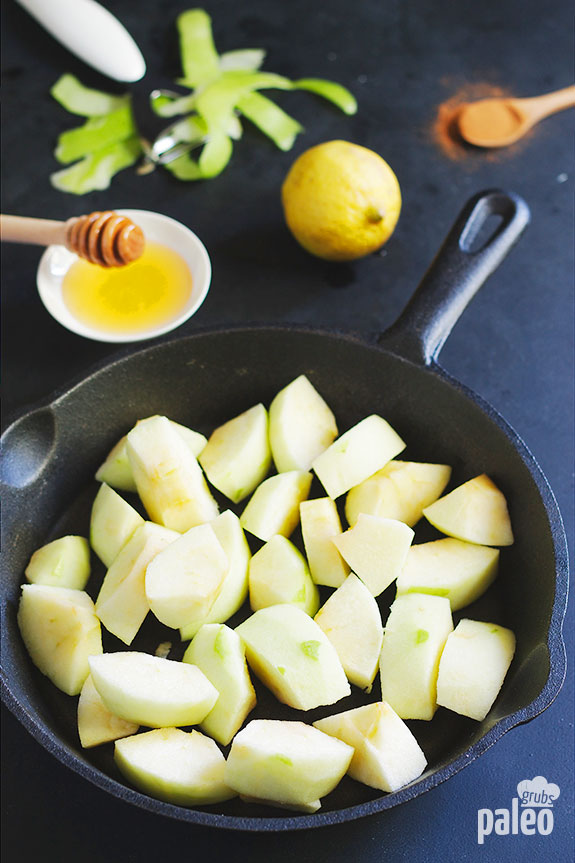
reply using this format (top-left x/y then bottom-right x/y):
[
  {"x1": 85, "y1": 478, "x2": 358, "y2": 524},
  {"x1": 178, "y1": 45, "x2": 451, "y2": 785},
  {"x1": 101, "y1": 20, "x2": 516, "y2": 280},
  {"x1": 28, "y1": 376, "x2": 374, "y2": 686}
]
[{"x1": 0, "y1": 190, "x2": 568, "y2": 831}]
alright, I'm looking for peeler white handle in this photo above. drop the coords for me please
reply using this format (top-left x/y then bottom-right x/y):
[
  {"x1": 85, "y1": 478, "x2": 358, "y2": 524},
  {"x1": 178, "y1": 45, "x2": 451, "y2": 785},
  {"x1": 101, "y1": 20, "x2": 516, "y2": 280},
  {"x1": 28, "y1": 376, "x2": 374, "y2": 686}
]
[{"x1": 16, "y1": 0, "x2": 146, "y2": 82}]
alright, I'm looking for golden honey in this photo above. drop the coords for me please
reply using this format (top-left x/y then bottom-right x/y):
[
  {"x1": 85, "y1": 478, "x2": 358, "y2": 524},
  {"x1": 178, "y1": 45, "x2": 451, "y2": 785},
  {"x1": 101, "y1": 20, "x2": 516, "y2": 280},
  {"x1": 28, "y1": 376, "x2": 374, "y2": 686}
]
[{"x1": 62, "y1": 241, "x2": 193, "y2": 335}]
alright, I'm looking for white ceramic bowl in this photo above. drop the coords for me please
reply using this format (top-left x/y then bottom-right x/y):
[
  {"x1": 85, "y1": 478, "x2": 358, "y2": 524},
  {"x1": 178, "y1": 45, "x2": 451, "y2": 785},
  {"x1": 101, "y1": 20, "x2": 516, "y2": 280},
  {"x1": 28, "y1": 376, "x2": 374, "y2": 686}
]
[{"x1": 36, "y1": 209, "x2": 211, "y2": 343}]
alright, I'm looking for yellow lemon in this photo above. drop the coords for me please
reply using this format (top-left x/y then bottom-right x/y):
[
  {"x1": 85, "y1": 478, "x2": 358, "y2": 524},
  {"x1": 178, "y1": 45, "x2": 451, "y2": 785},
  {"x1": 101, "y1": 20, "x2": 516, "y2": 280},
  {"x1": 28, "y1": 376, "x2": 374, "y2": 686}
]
[{"x1": 281, "y1": 140, "x2": 401, "y2": 261}]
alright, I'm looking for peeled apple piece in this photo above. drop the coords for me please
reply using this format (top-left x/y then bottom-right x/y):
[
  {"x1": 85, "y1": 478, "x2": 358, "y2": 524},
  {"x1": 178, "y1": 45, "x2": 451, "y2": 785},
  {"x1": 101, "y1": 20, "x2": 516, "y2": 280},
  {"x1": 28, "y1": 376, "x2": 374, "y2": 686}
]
[
  {"x1": 25, "y1": 535, "x2": 90, "y2": 590},
  {"x1": 332, "y1": 514, "x2": 414, "y2": 597},
  {"x1": 95, "y1": 522, "x2": 179, "y2": 645},
  {"x1": 345, "y1": 460, "x2": 452, "y2": 528},
  {"x1": 179, "y1": 510, "x2": 250, "y2": 640},
  {"x1": 127, "y1": 415, "x2": 218, "y2": 532},
  {"x1": 225, "y1": 719, "x2": 354, "y2": 811},
  {"x1": 183, "y1": 623, "x2": 257, "y2": 745},
  {"x1": 313, "y1": 701, "x2": 427, "y2": 793},
  {"x1": 423, "y1": 474, "x2": 514, "y2": 547},
  {"x1": 78, "y1": 674, "x2": 139, "y2": 749},
  {"x1": 90, "y1": 483, "x2": 144, "y2": 568},
  {"x1": 167, "y1": 420, "x2": 209, "y2": 458},
  {"x1": 240, "y1": 470, "x2": 312, "y2": 541},
  {"x1": 379, "y1": 593, "x2": 453, "y2": 720},
  {"x1": 436, "y1": 619, "x2": 516, "y2": 721},
  {"x1": 18, "y1": 584, "x2": 102, "y2": 696},
  {"x1": 198, "y1": 403, "x2": 272, "y2": 503},
  {"x1": 248, "y1": 535, "x2": 319, "y2": 616},
  {"x1": 239, "y1": 795, "x2": 321, "y2": 814},
  {"x1": 300, "y1": 497, "x2": 350, "y2": 588},
  {"x1": 145, "y1": 523, "x2": 229, "y2": 629},
  {"x1": 268, "y1": 375, "x2": 338, "y2": 472},
  {"x1": 396, "y1": 537, "x2": 500, "y2": 611},
  {"x1": 95, "y1": 438, "x2": 138, "y2": 492},
  {"x1": 115, "y1": 728, "x2": 235, "y2": 806},
  {"x1": 236, "y1": 604, "x2": 351, "y2": 710},
  {"x1": 314, "y1": 573, "x2": 383, "y2": 690},
  {"x1": 95, "y1": 417, "x2": 207, "y2": 493},
  {"x1": 89, "y1": 652, "x2": 219, "y2": 728},
  {"x1": 158, "y1": 419, "x2": 208, "y2": 456},
  {"x1": 312, "y1": 414, "x2": 406, "y2": 499}
]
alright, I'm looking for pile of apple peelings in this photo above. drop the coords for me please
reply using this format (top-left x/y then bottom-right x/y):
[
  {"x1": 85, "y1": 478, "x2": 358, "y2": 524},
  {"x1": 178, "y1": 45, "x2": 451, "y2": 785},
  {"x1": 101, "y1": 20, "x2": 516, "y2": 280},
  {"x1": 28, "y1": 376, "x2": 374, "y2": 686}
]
[
  {"x1": 49, "y1": 9, "x2": 357, "y2": 194},
  {"x1": 18, "y1": 374, "x2": 517, "y2": 814}
]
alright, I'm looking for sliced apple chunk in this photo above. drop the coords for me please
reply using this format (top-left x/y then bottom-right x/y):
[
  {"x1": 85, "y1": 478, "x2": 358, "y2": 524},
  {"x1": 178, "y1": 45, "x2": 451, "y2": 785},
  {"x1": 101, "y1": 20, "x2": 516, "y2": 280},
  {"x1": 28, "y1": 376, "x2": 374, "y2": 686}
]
[
  {"x1": 183, "y1": 623, "x2": 257, "y2": 745},
  {"x1": 248, "y1": 535, "x2": 319, "y2": 615},
  {"x1": 89, "y1": 652, "x2": 219, "y2": 727},
  {"x1": 300, "y1": 497, "x2": 350, "y2": 588},
  {"x1": 115, "y1": 728, "x2": 235, "y2": 806},
  {"x1": 240, "y1": 471, "x2": 312, "y2": 541},
  {"x1": 18, "y1": 584, "x2": 102, "y2": 696},
  {"x1": 332, "y1": 514, "x2": 414, "y2": 597},
  {"x1": 225, "y1": 719, "x2": 353, "y2": 811},
  {"x1": 25, "y1": 535, "x2": 90, "y2": 590},
  {"x1": 180, "y1": 510, "x2": 250, "y2": 640},
  {"x1": 312, "y1": 414, "x2": 406, "y2": 499},
  {"x1": 314, "y1": 701, "x2": 427, "y2": 792},
  {"x1": 167, "y1": 419, "x2": 209, "y2": 458},
  {"x1": 379, "y1": 593, "x2": 453, "y2": 720},
  {"x1": 145, "y1": 523, "x2": 228, "y2": 630},
  {"x1": 269, "y1": 375, "x2": 338, "y2": 472},
  {"x1": 423, "y1": 474, "x2": 514, "y2": 546},
  {"x1": 95, "y1": 418, "x2": 208, "y2": 493},
  {"x1": 78, "y1": 674, "x2": 139, "y2": 748},
  {"x1": 345, "y1": 460, "x2": 452, "y2": 528},
  {"x1": 95, "y1": 522, "x2": 179, "y2": 645},
  {"x1": 199, "y1": 403, "x2": 271, "y2": 503},
  {"x1": 126, "y1": 415, "x2": 218, "y2": 532},
  {"x1": 90, "y1": 483, "x2": 144, "y2": 568},
  {"x1": 436, "y1": 619, "x2": 516, "y2": 721},
  {"x1": 314, "y1": 573, "x2": 383, "y2": 690},
  {"x1": 95, "y1": 434, "x2": 137, "y2": 492},
  {"x1": 396, "y1": 537, "x2": 499, "y2": 611},
  {"x1": 236, "y1": 604, "x2": 351, "y2": 710}
]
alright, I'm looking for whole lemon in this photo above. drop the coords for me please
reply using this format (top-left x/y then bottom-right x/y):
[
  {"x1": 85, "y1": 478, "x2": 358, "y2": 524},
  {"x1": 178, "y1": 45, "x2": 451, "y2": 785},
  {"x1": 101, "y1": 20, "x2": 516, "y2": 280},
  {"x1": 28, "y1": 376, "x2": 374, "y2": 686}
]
[{"x1": 281, "y1": 140, "x2": 401, "y2": 261}]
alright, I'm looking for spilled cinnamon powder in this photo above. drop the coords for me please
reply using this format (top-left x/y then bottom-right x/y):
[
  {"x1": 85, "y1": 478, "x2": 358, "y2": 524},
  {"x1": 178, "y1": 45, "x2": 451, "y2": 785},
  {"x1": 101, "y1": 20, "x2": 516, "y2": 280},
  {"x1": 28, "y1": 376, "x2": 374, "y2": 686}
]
[{"x1": 433, "y1": 82, "x2": 515, "y2": 161}]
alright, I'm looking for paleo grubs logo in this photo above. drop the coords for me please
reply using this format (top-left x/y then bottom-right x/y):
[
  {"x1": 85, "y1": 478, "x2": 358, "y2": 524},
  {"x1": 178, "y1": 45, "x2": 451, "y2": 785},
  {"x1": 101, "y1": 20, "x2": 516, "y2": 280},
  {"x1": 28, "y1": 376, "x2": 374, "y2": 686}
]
[
  {"x1": 517, "y1": 776, "x2": 560, "y2": 807},
  {"x1": 477, "y1": 776, "x2": 560, "y2": 844}
]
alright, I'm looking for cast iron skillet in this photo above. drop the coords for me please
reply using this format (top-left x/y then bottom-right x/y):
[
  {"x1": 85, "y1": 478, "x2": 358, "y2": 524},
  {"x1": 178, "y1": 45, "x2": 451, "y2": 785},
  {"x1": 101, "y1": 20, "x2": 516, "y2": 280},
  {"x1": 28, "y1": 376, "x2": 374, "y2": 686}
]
[{"x1": 0, "y1": 190, "x2": 568, "y2": 831}]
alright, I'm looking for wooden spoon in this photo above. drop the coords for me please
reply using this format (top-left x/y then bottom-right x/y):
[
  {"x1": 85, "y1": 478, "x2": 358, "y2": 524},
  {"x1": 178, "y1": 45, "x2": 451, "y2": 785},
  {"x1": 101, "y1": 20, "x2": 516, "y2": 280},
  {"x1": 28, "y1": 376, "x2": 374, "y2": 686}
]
[
  {"x1": 0, "y1": 211, "x2": 145, "y2": 266},
  {"x1": 457, "y1": 84, "x2": 575, "y2": 148}
]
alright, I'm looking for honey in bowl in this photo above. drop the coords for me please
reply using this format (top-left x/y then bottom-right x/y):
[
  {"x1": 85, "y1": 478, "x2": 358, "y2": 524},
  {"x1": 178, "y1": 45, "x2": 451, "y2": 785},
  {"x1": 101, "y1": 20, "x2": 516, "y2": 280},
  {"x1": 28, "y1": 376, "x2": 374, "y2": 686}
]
[{"x1": 61, "y1": 241, "x2": 193, "y2": 336}]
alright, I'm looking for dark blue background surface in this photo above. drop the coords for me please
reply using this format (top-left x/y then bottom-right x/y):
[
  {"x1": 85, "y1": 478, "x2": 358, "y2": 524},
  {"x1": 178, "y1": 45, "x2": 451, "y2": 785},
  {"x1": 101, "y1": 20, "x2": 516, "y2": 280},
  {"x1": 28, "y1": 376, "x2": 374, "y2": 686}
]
[{"x1": 2, "y1": 1, "x2": 573, "y2": 860}]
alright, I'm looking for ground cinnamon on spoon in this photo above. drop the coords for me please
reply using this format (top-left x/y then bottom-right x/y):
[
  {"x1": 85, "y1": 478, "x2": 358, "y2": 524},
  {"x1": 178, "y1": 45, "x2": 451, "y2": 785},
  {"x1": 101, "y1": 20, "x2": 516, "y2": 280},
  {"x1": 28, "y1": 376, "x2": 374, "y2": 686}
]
[
  {"x1": 433, "y1": 82, "x2": 517, "y2": 161},
  {"x1": 459, "y1": 100, "x2": 523, "y2": 144}
]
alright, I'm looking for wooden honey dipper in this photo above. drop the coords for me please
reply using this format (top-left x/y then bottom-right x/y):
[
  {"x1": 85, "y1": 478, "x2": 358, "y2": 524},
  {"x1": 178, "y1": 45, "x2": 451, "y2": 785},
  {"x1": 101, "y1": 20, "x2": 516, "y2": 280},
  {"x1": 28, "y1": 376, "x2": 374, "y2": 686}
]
[{"x1": 0, "y1": 211, "x2": 145, "y2": 266}]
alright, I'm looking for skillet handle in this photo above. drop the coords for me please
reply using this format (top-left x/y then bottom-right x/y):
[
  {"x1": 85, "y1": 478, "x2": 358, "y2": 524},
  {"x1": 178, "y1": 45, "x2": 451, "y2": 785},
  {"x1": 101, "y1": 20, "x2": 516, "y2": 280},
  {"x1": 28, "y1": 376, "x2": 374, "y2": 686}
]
[{"x1": 381, "y1": 189, "x2": 531, "y2": 365}]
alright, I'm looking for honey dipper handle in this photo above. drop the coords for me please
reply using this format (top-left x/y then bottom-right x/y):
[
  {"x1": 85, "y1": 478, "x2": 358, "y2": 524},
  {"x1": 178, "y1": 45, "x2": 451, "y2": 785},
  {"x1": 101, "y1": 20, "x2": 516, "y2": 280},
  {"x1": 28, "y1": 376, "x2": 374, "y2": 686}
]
[
  {"x1": 0, "y1": 215, "x2": 67, "y2": 248},
  {"x1": 1, "y1": 211, "x2": 145, "y2": 266}
]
